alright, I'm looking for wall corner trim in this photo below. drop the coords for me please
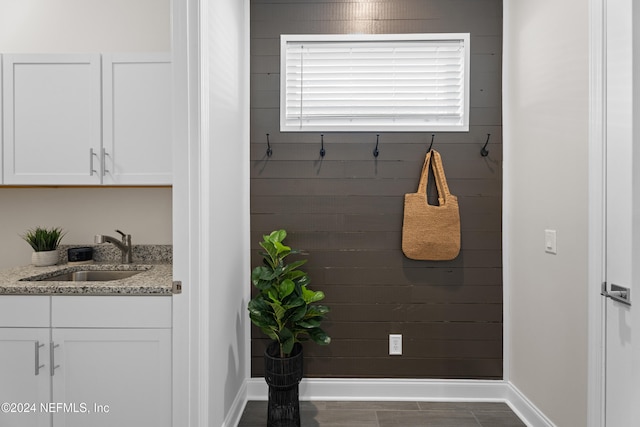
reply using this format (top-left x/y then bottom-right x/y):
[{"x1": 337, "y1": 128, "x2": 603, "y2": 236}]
[{"x1": 240, "y1": 378, "x2": 555, "y2": 427}]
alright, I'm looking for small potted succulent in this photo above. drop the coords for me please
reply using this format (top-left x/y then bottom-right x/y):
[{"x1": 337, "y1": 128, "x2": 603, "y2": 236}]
[
  {"x1": 21, "y1": 226, "x2": 66, "y2": 267},
  {"x1": 248, "y1": 229, "x2": 330, "y2": 427}
]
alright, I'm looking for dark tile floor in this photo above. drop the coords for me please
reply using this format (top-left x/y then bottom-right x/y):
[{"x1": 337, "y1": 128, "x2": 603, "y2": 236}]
[{"x1": 238, "y1": 401, "x2": 528, "y2": 427}]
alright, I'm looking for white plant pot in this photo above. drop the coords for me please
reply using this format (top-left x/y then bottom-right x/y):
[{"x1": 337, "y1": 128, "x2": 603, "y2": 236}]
[{"x1": 32, "y1": 250, "x2": 59, "y2": 267}]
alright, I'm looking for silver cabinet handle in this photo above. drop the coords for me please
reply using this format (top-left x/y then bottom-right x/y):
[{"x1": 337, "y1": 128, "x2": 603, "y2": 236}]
[
  {"x1": 34, "y1": 341, "x2": 45, "y2": 376},
  {"x1": 90, "y1": 148, "x2": 98, "y2": 176},
  {"x1": 50, "y1": 342, "x2": 60, "y2": 376},
  {"x1": 102, "y1": 148, "x2": 110, "y2": 176}
]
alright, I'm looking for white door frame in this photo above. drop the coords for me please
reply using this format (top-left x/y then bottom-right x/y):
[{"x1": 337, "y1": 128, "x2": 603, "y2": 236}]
[
  {"x1": 587, "y1": 0, "x2": 640, "y2": 425},
  {"x1": 171, "y1": 0, "x2": 205, "y2": 426},
  {"x1": 171, "y1": 0, "x2": 613, "y2": 426},
  {"x1": 588, "y1": 0, "x2": 606, "y2": 425}
]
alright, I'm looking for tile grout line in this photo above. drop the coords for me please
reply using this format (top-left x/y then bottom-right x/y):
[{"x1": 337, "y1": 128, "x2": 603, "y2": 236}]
[
  {"x1": 374, "y1": 409, "x2": 381, "y2": 427},
  {"x1": 470, "y1": 409, "x2": 484, "y2": 427}
]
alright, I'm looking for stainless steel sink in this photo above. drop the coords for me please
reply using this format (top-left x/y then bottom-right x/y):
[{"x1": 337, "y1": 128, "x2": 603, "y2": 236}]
[{"x1": 39, "y1": 270, "x2": 142, "y2": 282}]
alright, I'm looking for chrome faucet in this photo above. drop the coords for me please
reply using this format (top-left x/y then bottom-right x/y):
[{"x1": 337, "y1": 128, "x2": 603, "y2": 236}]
[{"x1": 94, "y1": 230, "x2": 133, "y2": 264}]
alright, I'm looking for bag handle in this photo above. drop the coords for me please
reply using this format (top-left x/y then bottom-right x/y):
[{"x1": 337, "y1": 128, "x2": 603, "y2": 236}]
[{"x1": 416, "y1": 150, "x2": 452, "y2": 205}]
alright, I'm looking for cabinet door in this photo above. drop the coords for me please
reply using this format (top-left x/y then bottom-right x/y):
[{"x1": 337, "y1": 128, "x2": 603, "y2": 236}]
[
  {"x1": 0, "y1": 54, "x2": 3, "y2": 184},
  {"x1": 102, "y1": 54, "x2": 172, "y2": 185},
  {"x1": 0, "y1": 328, "x2": 51, "y2": 427},
  {"x1": 51, "y1": 328, "x2": 171, "y2": 427},
  {"x1": 2, "y1": 54, "x2": 101, "y2": 185}
]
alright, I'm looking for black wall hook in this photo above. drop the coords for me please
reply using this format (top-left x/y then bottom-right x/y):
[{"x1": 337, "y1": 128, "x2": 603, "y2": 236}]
[
  {"x1": 373, "y1": 134, "x2": 380, "y2": 158},
  {"x1": 320, "y1": 134, "x2": 326, "y2": 157},
  {"x1": 481, "y1": 133, "x2": 491, "y2": 157},
  {"x1": 428, "y1": 134, "x2": 435, "y2": 152},
  {"x1": 266, "y1": 133, "x2": 272, "y2": 157}
]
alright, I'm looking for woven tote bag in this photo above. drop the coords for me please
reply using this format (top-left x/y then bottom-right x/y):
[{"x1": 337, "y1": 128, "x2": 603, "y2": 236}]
[{"x1": 402, "y1": 150, "x2": 461, "y2": 260}]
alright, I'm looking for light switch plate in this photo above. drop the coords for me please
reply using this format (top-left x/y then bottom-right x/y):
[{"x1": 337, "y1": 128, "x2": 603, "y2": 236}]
[{"x1": 545, "y1": 229, "x2": 557, "y2": 254}]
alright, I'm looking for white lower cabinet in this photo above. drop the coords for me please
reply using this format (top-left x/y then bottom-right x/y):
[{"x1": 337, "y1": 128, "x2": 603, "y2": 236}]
[
  {"x1": 0, "y1": 296, "x2": 171, "y2": 427},
  {"x1": 0, "y1": 54, "x2": 3, "y2": 184},
  {"x1": 0, "y1": 328, "x2": 51, "y2": 427},
  {"x1": 51, "y1": 328, "x2": 171, "y2": 427}
]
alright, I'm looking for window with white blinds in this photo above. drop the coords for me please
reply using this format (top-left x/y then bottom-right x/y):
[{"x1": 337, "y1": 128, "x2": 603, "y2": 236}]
[{"x1": 280, "y1": 33, "x2": 470, "y2": 132}]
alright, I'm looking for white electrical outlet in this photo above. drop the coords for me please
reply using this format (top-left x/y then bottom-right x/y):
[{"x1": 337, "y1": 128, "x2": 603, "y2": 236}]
[{"x1": 389, "y1": 334, "x2": 402, "y2": 355}]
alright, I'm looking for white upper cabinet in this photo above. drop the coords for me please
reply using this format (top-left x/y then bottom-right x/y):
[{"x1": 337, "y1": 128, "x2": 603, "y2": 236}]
[
  {"x1": 1, "y1": 53, "x2": 172, "y2": 186},
  {"x1": 102, "y1": 54, "x2": 172, "y2": 185},
  {"x1": 2, "y1": 54, "x2": 102, "y2": 185}
]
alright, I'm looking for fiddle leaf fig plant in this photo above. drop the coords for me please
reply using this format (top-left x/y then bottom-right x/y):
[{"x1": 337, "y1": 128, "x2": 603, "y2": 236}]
[{"x1": 248, "y1": 229, "x2": 331, "y2": 358}]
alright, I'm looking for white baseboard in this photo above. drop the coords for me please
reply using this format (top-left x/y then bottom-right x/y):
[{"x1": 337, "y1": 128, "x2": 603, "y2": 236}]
[
  {"x1": 247, "y1": 377, "x2": 505, "y2": 401},
  {"x1": 241, "y1": 377, "x2": 556, "y2": 427},
  {"x1": 223, "y1": 381, "x2": 248, "y2": 427},
  {"x1": 504, "y1": 382, "x2": 556, "y2": 427}
]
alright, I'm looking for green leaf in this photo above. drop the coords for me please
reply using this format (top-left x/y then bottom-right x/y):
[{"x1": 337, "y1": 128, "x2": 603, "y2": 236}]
[
  {"x1": 284, "y1": 297, "x2": 305, "y2": 309},
  {"x1": 287, "y1": 270, "x2": 307, "y2": 281},
  {"x1": 254, "y1": 266, "x2": 275, "y2": 280},
  {"x1": 259, "y1": 241, "x2": 278, "y2": 267},
  {"x1": 295, "y1": 274, "x2": 310, "y2": 287},
  {"x1": 282, "y1": 338, "x2": 294, "y2": 356},
  {"x1": 247, "y1": 296, "x2": 269, "y2": 315},
  {"x1": 21, "y1": 226, "x2": 66, "y2": 252},
  {"x1": 273, "y1": 241, "x2": 291, "y2": 258},
  {"x1": 282, "y1": 259, "x2": 307, "y2": 275},
  {"x1": 288, "y1": 305, "x2": 307, "y2": 323},
  {"x1": 260, "y1": 327, "x2": 278, "y2": 342},
  {"x1": 305, "y1": 305, "x2": 330, "y2": 317},
  {"x1": 249, "y1": 312, "x2": 276, "y2": 331},
  {"x1": 269, "y1": 301, "x2": 286, "y2": 324},
  {"x1": 248, "y1": 314, "x2": 268, "y2": 329},
  {"x1": 267, "y1": 288, "x2": 279, "y2": 303},
  {"x1": 248, "y1": 298, "x2": 277, "y2": 328},
  {"x1": 308, "y1": 328, "x2": 331, "y2": 345},
  {"x1": 297, "y1": 318, "x2": 320, "y2": 328},
  {"x1": 251, "y1": 266, "x2": 275, "y2": 290},
  {"x1": 269, "y1": 229, "x2": 287, "y2": 243},
  {"x1": 278, "y1": 279, "x2": 295, "y2": 299},
  {"x1": 302, "y1": 288, "x2": 325, "y2": 304},
  {"x1": 279, "y1": 327, "x2": 293, "y2": 342}
]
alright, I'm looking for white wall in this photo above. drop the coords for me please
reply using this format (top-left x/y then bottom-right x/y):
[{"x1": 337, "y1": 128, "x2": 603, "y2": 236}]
[
  {"x1": 0, "y1": 188, "x2": 172, "y2": 268},
  {"x1": 504, "y1": 0, "x2": 589, "y2": 425},
  {"x1": 0, "y1": 0, "x2": 170, "y2": 53},
  {"x1": 201, "y1": 0, "x2": 251, "y2": 425},
  {"x1": 0, "y1": 0, "x2": 172, "y2": 270}
]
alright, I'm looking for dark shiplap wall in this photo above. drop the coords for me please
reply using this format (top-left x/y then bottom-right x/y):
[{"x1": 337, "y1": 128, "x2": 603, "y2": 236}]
[{"x1": 250, "y1": 0, "x2": 503, "y2": 379}]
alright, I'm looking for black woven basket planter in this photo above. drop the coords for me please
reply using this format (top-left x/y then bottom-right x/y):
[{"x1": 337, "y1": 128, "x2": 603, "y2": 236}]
[{"x1": 264, "y1": 342, "x2": 304, "y2": 427}]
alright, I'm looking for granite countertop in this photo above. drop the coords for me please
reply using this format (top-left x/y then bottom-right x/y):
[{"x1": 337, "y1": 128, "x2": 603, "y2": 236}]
[{"x1": 0, "y1": 245, "x2": 174, "y2": 296}]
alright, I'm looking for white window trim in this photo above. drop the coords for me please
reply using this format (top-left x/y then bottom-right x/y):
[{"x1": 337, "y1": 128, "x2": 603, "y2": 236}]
[{"x1": 280, "y1": 33, "x2": 470, "y2": 133}]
